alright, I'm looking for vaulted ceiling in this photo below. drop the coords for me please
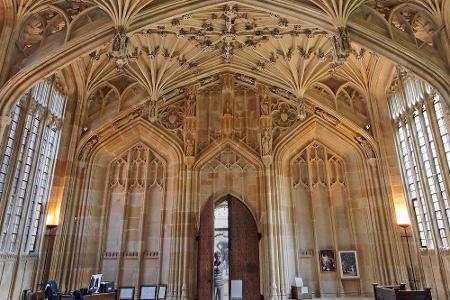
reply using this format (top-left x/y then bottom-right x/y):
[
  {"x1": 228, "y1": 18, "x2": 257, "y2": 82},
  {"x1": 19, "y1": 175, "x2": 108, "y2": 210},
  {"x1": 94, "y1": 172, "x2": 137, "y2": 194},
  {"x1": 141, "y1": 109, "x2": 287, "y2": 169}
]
[{"x1": 0, "y1": 0, "x2": 449, "y2": 122}]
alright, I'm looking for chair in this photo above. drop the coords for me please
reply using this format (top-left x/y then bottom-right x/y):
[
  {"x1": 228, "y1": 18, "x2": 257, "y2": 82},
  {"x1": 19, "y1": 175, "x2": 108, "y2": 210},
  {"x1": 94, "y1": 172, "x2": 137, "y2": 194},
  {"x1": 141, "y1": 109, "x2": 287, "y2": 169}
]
[
  {"x1": 30, "y1": 291, "x2": 45, "y2": 300},
  {"x1": 73, "y1": 290, "x2": 84, "y2": 300},
  {"x1": 22, "y1": 289, "x2": 32, "y2": 300}
]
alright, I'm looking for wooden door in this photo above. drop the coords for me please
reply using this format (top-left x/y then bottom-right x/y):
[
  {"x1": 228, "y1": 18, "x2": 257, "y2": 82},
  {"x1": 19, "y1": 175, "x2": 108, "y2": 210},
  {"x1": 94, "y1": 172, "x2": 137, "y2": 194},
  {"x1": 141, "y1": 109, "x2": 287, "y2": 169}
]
[
  {"x1": 230, "y1": 197, "x2": 260, "y2": 300},
  {"x1": 198, "y1": 198, "x2": 214, "y2": 300}
]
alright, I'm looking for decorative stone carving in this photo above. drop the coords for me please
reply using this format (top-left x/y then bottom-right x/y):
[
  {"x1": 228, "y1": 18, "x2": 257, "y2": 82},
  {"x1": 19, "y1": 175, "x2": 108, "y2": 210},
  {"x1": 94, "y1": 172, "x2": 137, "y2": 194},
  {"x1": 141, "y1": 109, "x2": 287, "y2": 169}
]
[
  {"x1": 296, "y1": 98, "x2": 307, "y2": 120},
  {"x1": 108, "y1": 26, "x2": 139, "y2": 69},
  {"x1": 332, "y1": 27, "x2": 352, "y2": 64},
  {"x1": 258, "y1": 86, "x2": 271, "y2": 116},
  {"x1": 272, "y1": 101, "x2": 297, "y2": 132},
  {"x1": 159, "y1": 105, "x2": 183, "y2": 130},
  {"x1": 113, "y1": 107, "x2": 144, "y2": 129},
  {"x1": 260, "y1": 128, "x2": 272, "y2": 157},
  {"x1": 314, "y1": 107, "x2": 340, "y2": 126},
  {"x1": 235, "y1": 74, "x2": 256, "y2": 86},
  {"x1": 183, "y1": 86, "x2": 198, "y2": 159},
  {"x1": 269, "y1": 87, "x2": 294, "y2": 100},
  {"x1": 79, "y1": 135, "x2": 99, "y2": 161},
  {"x1": 149, "y1": 100, "x2": 158, "y2": 122},
  {"x1": 202, "y1": 145, "x2": 255, "y2": 171},
  {"x1": 355, "y1": 135, "x2": 376, "y2": 159}
]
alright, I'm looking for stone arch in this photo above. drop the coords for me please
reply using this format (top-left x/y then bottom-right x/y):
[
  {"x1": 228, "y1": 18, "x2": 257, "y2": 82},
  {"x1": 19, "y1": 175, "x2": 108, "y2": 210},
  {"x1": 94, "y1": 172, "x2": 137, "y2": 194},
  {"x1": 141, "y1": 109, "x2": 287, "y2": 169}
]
[
  {"x1": 272, "y1": 116, "x2": 401, "y2": 293},
  {"x1": 193, "y1": 138, "x2": 264, "y2": 172},
  {"x1": 200, "y1": 192, "x2": 262, "y2": 234},
  {"x1": 57, "y1": 119, "x2": 183, "y2": 290},
  {"x1": 193, "y1": 139, "x2": 265, "y2": 235}
]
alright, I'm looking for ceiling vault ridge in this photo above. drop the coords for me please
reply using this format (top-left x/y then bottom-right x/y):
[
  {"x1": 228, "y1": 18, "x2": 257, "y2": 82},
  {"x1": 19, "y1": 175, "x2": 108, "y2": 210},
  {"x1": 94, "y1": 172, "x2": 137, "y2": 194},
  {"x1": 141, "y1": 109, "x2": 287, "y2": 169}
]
[{"x1": 0, "y1": 0, "x2": 450, "y2": 117}]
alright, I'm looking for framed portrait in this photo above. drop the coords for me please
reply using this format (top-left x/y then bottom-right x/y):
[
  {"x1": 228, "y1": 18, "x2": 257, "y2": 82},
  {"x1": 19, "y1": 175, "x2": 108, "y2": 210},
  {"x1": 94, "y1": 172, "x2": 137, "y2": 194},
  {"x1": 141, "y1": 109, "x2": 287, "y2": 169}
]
[
  {"x1": 338, "y1": 251, "x2": 359, "y2": 279},
  {"x1": 319, "y1": 250, "x2": 336, "y2": 272}
]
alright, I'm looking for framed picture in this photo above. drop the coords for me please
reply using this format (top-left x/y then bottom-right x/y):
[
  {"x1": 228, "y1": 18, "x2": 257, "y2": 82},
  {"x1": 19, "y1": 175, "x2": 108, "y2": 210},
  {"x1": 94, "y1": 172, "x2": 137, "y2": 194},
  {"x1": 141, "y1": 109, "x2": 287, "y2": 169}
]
[
  {"x1": 157, "y1": 284, "x2": 167, "y2": 299},
  {"x1": 319, "y1": 250, "x2": 336, "y2": 272},
  {"x1": 118, "y1": 287, "x2": 135, "y2": 300},
  {"x1": 338, "y1": 251, "x2": 359, "y2": 279},
  {"x1": 140, "y1": 285, "x2": 157, "y2": 300}
]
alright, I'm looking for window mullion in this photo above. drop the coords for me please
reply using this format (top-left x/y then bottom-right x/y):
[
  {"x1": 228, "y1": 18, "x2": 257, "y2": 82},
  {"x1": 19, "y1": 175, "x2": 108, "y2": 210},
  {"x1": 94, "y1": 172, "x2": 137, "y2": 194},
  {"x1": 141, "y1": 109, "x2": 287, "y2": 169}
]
[
  {"x1": 416, "y1": 106, "x2": 450, "y2": 243},
  {"x1": 0, "y1": 96, "x2": 34, "y2": 252},
  {"x1": 408, "y1": 112, "x2": 445, "y2": 248},
  {"x1": 23, "y1": 121, "x2": 51, "y2": 253},
  {"x1": 9, "y1": 107, "x2": 47, "y2": 253},
  {"x1": 393, "y1": 121, "x2": 428, "y2": 247},
  {"x1": 403, "y1": 120, "x2": 434, "y2": 246},
  {"x1": 17, "y1": 81, "x2": 57, "y2": 254},
  {"x1": 424, "y1": 95, "x2": 450, "y2": 225}
]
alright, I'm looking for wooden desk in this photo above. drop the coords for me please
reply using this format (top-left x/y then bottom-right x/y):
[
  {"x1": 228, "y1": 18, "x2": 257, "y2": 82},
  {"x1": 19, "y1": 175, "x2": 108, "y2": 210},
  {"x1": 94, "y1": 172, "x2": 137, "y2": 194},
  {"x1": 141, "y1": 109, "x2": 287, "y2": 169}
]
[{"x1": 84, "y1": 292, "x2": 116, "y2": 300}]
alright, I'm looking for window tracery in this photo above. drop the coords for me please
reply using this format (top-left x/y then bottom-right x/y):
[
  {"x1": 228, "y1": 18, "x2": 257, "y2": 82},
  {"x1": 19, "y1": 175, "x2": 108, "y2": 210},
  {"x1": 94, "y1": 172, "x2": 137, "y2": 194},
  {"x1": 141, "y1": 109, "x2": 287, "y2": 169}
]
[
  {"x1": 0, "y1": 77, "x2": 66, "y2": 254},
  {"x1": 389, "y1": 73, "x2": 450, "y2": 248}
]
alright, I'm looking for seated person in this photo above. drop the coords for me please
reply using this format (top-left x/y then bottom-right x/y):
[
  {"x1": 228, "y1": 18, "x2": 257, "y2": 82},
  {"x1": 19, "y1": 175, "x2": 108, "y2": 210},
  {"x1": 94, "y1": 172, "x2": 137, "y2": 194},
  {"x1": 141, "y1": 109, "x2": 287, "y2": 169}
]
[{"x1": 44, "y1": 280, "x2": 58, "y2": 300}]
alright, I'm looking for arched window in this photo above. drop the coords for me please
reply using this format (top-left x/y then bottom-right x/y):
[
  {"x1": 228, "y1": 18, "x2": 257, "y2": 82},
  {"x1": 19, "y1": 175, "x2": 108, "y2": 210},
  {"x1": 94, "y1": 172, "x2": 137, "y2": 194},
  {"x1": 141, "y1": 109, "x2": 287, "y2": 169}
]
[
  {"x1": 0, "y1": 77, "x2": 66, "y2": 254},
  {"x1": 389, "y1": 73, "x2": 450, "y2": 249}
]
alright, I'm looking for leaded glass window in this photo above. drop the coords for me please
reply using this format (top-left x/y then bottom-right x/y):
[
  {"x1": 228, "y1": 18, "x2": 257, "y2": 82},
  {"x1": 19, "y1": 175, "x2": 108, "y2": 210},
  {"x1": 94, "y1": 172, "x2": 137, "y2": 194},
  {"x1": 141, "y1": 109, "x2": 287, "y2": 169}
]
[
  {"x1": 0, "y1": 78, "x2": 66, "y2": 254},
  {"x1": 389, "y1": 74, "x2": 450, "y2": 249}
]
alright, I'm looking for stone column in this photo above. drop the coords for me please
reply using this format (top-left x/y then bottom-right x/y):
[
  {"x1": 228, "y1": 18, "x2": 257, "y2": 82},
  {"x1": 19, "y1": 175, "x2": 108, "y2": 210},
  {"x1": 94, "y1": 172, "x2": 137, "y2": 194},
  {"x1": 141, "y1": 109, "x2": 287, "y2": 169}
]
[
  {"x1": 257, "y1": 84, "x2": 287, "y2": 299},
  {"x1": 181, "y1": 85, "x2": 198, "y2": 299}
]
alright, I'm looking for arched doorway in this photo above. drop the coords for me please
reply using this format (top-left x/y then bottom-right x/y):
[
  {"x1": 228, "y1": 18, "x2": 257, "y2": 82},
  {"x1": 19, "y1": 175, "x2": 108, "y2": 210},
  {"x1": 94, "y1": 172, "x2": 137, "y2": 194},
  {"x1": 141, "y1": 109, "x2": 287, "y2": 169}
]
[{"x1": 198, "y1": 195, "x2": 260, "y2": 300}]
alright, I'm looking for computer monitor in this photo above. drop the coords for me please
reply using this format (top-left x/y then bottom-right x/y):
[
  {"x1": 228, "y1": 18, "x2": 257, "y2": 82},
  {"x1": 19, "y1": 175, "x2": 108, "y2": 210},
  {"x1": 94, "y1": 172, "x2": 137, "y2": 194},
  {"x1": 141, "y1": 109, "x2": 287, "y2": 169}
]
[
  {"x1": 87, "y1": 274, "x2": 103, "y2": 294},
  {"x1": 99, "y1": 281, "x2": 115, "y2": 293}
]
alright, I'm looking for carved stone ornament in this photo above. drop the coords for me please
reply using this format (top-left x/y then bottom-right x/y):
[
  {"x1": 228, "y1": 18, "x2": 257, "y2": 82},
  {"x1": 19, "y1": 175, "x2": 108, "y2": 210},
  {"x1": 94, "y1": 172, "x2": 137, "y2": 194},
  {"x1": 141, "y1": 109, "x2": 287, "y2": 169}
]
[
  {"x1": 235, "y1": 74, "x2": 256, "y2": 86},
  {"x1": 297, "y1": 98, "x2": 307, "y2": 120},
  {"x1": 315, "y1": 107, "x2": 340, "y2": 126},
  {"x1": 108, "y1": 26, "x2": 139, "y2": 69},
  {"x1": 269, "y1": 86, "x2": 294, "y2": 100},
  {"x1": 79, "y1": 135, "x2": 100, "y2": 161},
  {"x1": 159, "y1": 105, "x2": 183, "y2": 130},
  {"x1": 185, "y1": 88, "x2": 197, "y2": 117},
  {"x1": 272, "y1": 102, "x2": 297, "y2": 129},
  {"x1": 332, "y1": 27, "x2": 352, "y2": 64},
  {"x1": 184, "y1": 133, "x2": 195, "y2": 157},
  {"x1": 149, "y1": 100, "x2": 158, "y2": 122},
  {"x1": 113, "y1": 107, "x2": 145, "y2": 129},
  {"x1": 355, "y1": 135, "x2": 375, "y2": 159},
  {"x1": 260, "y1": 128, "x2": 272, "y2": 157}
]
